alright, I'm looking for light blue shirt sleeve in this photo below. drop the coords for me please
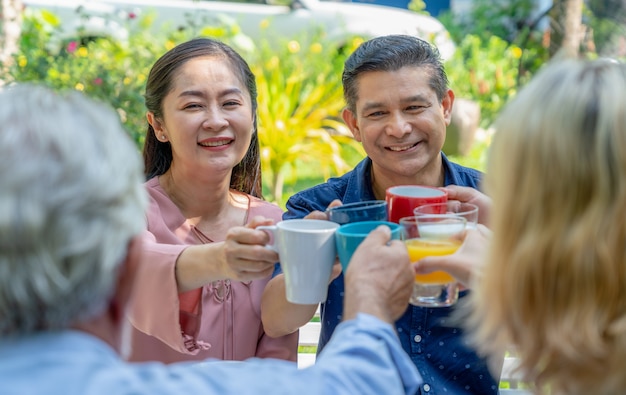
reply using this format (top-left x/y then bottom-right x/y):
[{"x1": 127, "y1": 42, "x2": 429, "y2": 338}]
[
  {"x1": 0, "y1": 314, "x2": 422, "y2": 395},
  {"x1": 312, "y1": 312, "x2": 423, "y2": 394},
  {"x1": 177, "y1": 313, "x2": 423, "y2": 395}
]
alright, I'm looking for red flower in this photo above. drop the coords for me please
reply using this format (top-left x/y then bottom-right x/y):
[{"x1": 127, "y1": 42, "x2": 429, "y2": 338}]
[
  {"x1": 128, "y1": 12, "x2": 137, "y2": 19},
  {"x1": 66, "y1": 41, "x2": 78, "y2": 53},
  {"x1": 93, "y1": 78, "x2": 103, "y2": 86}
]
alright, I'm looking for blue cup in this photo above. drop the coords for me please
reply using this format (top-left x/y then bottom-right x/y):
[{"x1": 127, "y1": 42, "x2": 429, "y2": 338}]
[
  {"x1": 326, "y1": 200, "x2": 388, "y2": 225},
  {"x1": 335, "y1": 221, "x2": 402, "y2": 271}
]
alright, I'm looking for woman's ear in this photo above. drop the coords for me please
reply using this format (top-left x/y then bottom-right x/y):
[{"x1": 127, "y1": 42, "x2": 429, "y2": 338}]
[{"x1": 147, "y1": 112, "x2": 168, "y2": 142}]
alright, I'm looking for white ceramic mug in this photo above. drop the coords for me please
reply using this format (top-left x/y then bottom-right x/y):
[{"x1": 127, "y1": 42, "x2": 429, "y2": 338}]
[{"x1": 258, "y1": 219, "x2": 339, "y2": 304}]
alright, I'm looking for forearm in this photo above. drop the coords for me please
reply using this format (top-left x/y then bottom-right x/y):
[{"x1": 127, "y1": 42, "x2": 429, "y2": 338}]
[
  {"x1": 261, "y1": 274, "x2": 318, "y2": 338},
  {"x1": 314, "y1": 314, "x2": 422, "y2": 395},
  {"x1": 175, "y1": 243, "x2": 227, "y2": 292},
  {"x1": 343, "y1": 288, "x2": 393, "y2": 325},
  {"x1": 184, "y1": 315, "x2": 421, "y2": 395}
]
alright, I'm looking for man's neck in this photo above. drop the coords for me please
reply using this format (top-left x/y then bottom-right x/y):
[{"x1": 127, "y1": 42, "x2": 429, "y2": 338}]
[
  {"x1": 370, "y1": 157, "x2": 445, "y2": 200},
  {"x1": 71, "y1": 311, "x2": 122, "y2": 356}
]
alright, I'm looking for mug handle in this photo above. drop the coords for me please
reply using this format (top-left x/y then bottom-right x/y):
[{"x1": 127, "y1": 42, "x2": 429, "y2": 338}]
[{"x1": 256, "y1": 225, "x2": 278, "y2": 252}]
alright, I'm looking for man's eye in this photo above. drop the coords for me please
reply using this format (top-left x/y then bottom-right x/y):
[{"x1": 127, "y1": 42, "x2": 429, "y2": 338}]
[{"x1": 407, "y1": 105, "x2": 427, "y2": 112}]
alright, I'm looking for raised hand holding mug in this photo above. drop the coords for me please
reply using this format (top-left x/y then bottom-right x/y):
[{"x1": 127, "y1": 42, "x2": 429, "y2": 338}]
[{"x1": 258, "y1": 219, "x2": 339, "y2": 304}]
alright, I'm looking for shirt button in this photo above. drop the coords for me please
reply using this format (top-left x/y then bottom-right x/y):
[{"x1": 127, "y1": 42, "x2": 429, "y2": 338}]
[
  {"x1": 423, "y1": 384, "x2": 431, "y2": 392},
  {"x1": 413, "y1": 334, "x2": 422, "y2": 343}
]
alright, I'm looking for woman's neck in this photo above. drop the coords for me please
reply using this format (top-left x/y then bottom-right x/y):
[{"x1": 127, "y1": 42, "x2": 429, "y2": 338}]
[{"x1": 160, "y1": 168, "x2": 233, "y2": 219}]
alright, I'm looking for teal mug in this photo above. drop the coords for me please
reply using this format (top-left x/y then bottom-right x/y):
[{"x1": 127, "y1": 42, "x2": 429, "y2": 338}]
[{"x1": 335, "y1": 221, "x2": 403, "y2": 271}]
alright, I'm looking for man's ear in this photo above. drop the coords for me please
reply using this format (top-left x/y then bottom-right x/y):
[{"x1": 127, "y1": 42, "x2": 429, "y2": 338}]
[
  {"x1": 442, "y1": 89, "x2": 455, "y2": 126},
  {"x1": 110, "y1": 236, "x2": 143, "y2": 324},
  {"x1": 342, "y1": 108, "x2": 362, "y2": 142}
]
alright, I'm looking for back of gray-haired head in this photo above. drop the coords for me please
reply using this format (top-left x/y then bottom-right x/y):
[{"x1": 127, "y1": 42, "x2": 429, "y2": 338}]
[
  {"x1": 342, "y1": 34, "x2": 448, "y2": 113},
  {"x1": 0, "y1": 84, "x2": 147, "y2": 336}
]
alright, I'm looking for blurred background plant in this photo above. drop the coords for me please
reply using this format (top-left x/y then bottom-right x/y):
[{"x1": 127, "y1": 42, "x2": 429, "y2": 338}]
[
  {"x1": 4, "y1": 8, "x2": 250, "y2": 146},
  {"x1": 249, "y1": 27, "x2": 365, "y2": 203},
  {"x1": 3, "y1": 1, "x2": 623, "y2": 207},
  {"x1": 1, "y1": 8, "x2": 366, "y2": 206},
  {"x1": 444, "y1": 34, "x2": 526, "y2": 130}
]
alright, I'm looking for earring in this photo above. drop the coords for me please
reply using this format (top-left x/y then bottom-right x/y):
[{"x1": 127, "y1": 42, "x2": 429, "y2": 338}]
[{"x1": 160, "y1": 135, "x2": 166, "y2": 141}]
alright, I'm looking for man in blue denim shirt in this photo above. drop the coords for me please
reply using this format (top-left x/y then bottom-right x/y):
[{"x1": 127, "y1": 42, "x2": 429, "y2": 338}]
[{"x1": 261, "y1": 35, "x2": 500, "y2": 394}]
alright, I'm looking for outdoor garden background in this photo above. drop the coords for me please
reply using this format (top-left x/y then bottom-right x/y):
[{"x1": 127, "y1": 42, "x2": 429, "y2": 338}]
[{"x1": 1, "y1": 0, "x2": 624, "y2": 209}]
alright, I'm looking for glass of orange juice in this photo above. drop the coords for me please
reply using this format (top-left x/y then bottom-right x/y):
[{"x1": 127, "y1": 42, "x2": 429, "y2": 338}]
[{"x1": 399, "y1": 215, "x2": 466, "y2": 307}]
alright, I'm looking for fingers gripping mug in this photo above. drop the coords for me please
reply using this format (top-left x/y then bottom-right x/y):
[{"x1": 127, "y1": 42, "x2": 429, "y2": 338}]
[{"x1": 258, "y1": 219, "x2": 339, "y2": 304}]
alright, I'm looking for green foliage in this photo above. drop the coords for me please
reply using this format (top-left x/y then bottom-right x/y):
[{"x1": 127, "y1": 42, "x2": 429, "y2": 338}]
[
  {"x1": 3, "y1": 9, "x2": 366, "y2": 204},
  {"x1": 444, "y1": 34, "x2": 525, "y2": 129},
  {"x1": 447, "y1": 131, "x2": 490, "y2": 173},
  {"x1": 407, "y1": 0, "x2": 428, "y2": 14},
  {"x1": 249, "y1": 29, "x2": 365, "y2": 203},
  {"x1": 440, "y1": 0, "x2": 538, "y2": 44},
  {"x1": 438, "y1": 0, "x2": 553, "y2": 129},
  {"x1": 4, "y1": 9, "x2": 250, "y2": 146},
  {"x1": 584, "y1": 4, "x2": 626, "y2": 58}
]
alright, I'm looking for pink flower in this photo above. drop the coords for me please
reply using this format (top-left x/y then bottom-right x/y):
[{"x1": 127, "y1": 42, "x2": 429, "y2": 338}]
[
  {"x1": 66, "y1": 41, "x2": 78, "y2": 53},
  {"x1": 128, "y1": 12, "x2": 137, "y2": 19},
  {"x1": 93, "y1": 78, "x2": 103, "y2": 86}
]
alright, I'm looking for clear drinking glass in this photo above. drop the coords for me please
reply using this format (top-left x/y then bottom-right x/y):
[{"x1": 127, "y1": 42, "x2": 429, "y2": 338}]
[
  {"x1": 414, "y1": 201, "x2": 479, "y2": 229},
  {"x1": 400, "y1": 214, "x2": 467, "y2": 307}
]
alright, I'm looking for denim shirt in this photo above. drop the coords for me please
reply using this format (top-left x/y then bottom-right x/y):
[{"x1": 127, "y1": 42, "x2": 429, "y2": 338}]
[{"x1": 283, "y1": 155, "x2": 499, "y2": 395}]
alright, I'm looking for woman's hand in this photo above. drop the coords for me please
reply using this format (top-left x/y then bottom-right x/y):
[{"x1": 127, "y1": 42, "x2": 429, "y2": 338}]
[
  {"x1": 413, "y1": 224, "x2": 491, "y2": 289},
  {"x1": 220, "y1": 216, "x2": 279, "y2": 281}
]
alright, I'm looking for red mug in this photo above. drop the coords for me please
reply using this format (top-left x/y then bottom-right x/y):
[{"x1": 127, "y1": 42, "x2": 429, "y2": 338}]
[{"x1": 385, "y1": 185, "x2": 448, "y2": 223}]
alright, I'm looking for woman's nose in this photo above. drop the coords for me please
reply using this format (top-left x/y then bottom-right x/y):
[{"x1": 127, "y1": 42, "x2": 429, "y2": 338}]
[{"x1": 202, "y1": 108, "x2": 229, "y2": 130}]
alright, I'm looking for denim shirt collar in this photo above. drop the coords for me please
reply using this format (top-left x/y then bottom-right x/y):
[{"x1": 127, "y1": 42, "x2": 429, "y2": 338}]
[{"x1": 348, "y1": 153, "x2": 468, "y2": 201}]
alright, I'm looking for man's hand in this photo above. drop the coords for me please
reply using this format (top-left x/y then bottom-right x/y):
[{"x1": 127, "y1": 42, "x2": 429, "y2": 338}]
[
  {"x1": 303, "y1": 199, "x2": 343, "y2": 221},
  {"x1": 441, "y1": 185, "x2": 492, "y2": 226},
  {"x1": 343, "y1": 225, "x2": 413, "y2": 324}
]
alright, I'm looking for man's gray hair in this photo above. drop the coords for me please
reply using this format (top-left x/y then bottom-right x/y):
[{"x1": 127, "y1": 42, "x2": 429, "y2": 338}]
[{"x1": 0, "y1": 84, "x2": 147, "y2": 335}]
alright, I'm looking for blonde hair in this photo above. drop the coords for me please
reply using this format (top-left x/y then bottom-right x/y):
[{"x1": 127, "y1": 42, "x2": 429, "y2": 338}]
[{"x1": 468, "y1": 59, "x2": 626, "y2": 394}]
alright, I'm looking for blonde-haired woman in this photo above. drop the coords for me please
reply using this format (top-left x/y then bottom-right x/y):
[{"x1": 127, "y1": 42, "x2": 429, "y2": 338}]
[{"x1": 417, "y1": 58, "x2": 626, "y2": 395}]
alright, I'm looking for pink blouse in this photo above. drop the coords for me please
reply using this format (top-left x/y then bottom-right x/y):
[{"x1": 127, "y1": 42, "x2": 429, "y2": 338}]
[{"x1": 128, "y1": 177, "x2": 298, "y2": 363}]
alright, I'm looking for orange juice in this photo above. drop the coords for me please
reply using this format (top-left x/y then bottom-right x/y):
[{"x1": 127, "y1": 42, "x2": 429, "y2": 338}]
[{"x1": 405, "y1": 238, "x2": 461, "y2": 284}]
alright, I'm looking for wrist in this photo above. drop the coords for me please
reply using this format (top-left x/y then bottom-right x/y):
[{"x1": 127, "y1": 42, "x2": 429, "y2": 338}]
[{"x1": 343, "y1": 291, "x2": 393, "y2": 324}]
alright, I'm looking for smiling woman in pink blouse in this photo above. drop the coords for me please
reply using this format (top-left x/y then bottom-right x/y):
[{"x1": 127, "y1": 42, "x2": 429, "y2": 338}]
[{"x1": 127, "y1": 38, "x2": 297, "y2": 363}]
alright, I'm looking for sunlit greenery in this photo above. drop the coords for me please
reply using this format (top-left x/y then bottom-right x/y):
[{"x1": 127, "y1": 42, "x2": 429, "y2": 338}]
[
  {"x1": 3, "y1": 5, "x2": 533, "y2": 208},
  {"x1": 250, "y1": 28, "x2": 366, "y2": 203}
]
